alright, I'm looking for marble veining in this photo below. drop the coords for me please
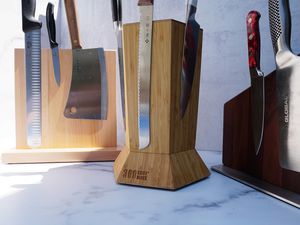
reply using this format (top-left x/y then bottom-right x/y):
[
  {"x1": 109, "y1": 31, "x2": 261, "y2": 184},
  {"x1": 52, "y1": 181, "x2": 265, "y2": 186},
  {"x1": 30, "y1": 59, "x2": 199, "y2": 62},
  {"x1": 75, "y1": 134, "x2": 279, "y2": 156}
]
[{"x1": 0, "y1": 151, "x2": 299, "y2": 225}]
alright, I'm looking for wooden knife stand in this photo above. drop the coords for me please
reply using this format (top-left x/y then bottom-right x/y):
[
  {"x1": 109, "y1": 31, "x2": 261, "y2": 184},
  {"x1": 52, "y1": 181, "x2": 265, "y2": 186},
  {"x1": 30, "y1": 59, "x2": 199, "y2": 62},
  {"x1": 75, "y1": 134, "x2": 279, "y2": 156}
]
[
  {"x1": 1, "y1": 49, "x2": 120, "y2": 164},
  {"x1": 114, "y1": 20, "x2": 210, "y2": 190},
  {"x1": 212, "y1": 71, "x2": 300, "y2": 208}
]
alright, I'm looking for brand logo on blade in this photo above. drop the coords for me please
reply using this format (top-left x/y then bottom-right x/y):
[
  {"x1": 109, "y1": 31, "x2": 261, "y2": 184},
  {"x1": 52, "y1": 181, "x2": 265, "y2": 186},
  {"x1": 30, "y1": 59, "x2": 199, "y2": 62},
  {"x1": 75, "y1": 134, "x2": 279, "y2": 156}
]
[
  {"x1": 284, "y1": 96, "x2": 289, "y2": 123},
  {"x1": 122, "y1": 169, "x2": 150, "y2": 181}
]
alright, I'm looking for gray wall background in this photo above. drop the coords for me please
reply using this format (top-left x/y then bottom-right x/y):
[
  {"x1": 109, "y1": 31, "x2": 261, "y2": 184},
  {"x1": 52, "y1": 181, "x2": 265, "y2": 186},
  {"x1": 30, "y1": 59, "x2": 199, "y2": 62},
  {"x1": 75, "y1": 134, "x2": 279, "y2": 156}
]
[{"x1": 1, "y1": 0, "x2": 300, "y2": 151}]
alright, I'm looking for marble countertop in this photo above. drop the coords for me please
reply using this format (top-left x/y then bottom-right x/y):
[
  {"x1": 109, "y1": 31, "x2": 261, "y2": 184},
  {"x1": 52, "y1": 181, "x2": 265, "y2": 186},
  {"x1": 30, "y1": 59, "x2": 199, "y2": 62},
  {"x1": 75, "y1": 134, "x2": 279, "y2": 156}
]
[{"x1": 0, "y1": 150, "x2": 299, "y2": 225}]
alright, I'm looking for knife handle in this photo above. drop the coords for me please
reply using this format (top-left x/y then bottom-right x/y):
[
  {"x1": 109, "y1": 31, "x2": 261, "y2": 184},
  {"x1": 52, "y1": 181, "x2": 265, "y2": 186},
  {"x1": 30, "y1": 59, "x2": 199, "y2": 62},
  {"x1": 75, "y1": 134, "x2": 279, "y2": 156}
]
[
  {"x1": 46, "y1": 3, "x2": 58, "y2": 49},
  {"x1": 138, "y1": 0, "x2": 153, "y2": 6},
  {"x1": 111, "y1": 0, "x2": 118, "y2": 22},
  {"x1": 247, "y1": 11, "x2": 261, "y2": 70},
  {"x1": 22, "y1": 0, "x2": 42, "y2": 32},
  {"x1": 118, "y1": 0, "x2": 122, "y2": 22},
  {"x1": 64, "y1": 0, "x2": 82, "y2": 49}
]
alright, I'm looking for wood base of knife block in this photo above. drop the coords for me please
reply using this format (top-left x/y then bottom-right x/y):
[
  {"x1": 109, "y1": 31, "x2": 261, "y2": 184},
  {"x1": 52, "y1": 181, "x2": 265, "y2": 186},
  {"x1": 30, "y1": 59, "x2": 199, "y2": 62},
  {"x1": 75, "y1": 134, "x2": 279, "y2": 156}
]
[
  {"x1": 114, "y1": 20, "x2": 210, "y2": 190},
  {"x1": 212, "y1": 71, "x2": 300, "y2": 207},
  {"x1": 2, "y1": 49, "x2": 119, "y2": 164}
]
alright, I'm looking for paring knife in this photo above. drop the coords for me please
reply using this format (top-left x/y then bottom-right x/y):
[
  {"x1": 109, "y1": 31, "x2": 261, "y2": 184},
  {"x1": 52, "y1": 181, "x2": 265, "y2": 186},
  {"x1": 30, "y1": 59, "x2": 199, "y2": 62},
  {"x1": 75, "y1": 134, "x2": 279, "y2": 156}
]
[
  {"x1": 46, "y1": 3, "x2": 61, "y2": 86},
  {"x1": 180, "y1": 0, "x2": 200, "y2": 117},
  {"x1": 22, "y1": 0, "x2": 42, "y2": 147},
  {"x1": 64, "y1": 0, "x2": 108, "y2": 120},
  {"x1": 269, "y1": 0, "x2": 300, "y2": 172},
  {"x1": 138, "y1": 0, "x2": 154, "y2": 150},
  {"x1": 111, "y1": 0, "x2": 126, "y2": 130},
  {"x1": 247, "y1": 11, "x2": 265, "y2": 155}
]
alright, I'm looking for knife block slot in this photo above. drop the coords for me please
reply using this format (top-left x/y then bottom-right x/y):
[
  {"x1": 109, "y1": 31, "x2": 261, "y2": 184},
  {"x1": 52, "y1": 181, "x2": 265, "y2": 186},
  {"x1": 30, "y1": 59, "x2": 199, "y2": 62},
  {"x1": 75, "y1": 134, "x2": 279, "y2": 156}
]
[
  {"x1": 213, "y1": 71, "x2": 300, "y2": 207},
  {"x1": 2, "y1": 49, "x2": 119, "y2": 164},
  {"x1": 114, "y1": 19, "x2": 210, "y2": 190}
]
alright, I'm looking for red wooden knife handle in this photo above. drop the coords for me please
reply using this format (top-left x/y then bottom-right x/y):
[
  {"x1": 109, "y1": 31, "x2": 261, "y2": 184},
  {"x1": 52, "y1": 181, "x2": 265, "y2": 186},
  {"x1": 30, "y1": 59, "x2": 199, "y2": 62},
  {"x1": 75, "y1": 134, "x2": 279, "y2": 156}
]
[
  {"x1": 138, "y1": 0, "x2": 153, "y2": 6},
  {"x1": 247, "y1": 11, "x2": 261, "y2": 69}
]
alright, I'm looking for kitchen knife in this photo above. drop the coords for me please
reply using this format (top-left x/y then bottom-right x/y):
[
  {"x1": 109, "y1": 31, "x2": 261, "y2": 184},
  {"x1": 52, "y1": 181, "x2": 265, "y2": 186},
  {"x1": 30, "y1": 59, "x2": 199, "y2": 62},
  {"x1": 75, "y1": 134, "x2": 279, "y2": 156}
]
[
  {"x1": 180, "y1": 0, "x2": 200, "y2": 117},
  {"x1": 64, "y1": 0, "x2": 108, "y2": 120},
  {"x1": 111, "y1": 0, "x2": 126, "y2": 130},
  {"x1": 46, "y1": 3, "x2": 61, "y2": 86},
  {"x1": 269, "y1": 0, "x2": 300, "y2": 172},
  {"x1": 138, "y1": 0, "x2": 154, "y2": 150},
  {"x1": 22, "y1": 0, "x2": 42, "y2": 147},
  {"x1": 247, "y1": 11, "x2": 265, "y2": 155}
]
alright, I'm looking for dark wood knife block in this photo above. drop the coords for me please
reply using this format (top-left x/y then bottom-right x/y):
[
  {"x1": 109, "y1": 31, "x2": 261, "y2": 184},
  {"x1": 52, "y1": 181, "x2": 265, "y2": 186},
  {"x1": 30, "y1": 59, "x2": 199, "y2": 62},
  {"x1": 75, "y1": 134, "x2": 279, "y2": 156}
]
[
  {"x1": 1, "y1": 49, "x2": 120, "y2": 164},
  {"x1": 219, "y1": 71, "x2": 300, "y2": 195},
  {"x1": 114, "y1": 20, "x2": 210, "y2": 190}
]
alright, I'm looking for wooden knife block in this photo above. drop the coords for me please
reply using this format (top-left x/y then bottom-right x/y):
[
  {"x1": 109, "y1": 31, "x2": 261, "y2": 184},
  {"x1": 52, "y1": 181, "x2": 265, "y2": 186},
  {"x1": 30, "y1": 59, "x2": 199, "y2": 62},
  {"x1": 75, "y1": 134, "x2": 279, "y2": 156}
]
[
  {"x1": 2, "y1": 49, "x2": 119, "y2": 164},
  {"x1": 114, "y1": 20, "x2": 210, "y2": 190},
  {"x1": 222, "y1": 71, "x2": 300, "y2": 194}
]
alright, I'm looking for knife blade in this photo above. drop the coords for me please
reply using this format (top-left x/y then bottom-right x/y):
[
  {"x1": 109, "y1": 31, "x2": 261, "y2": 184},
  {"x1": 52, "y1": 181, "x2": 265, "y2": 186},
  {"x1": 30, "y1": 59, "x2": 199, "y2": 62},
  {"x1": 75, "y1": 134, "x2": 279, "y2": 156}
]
[
  {"x1": 247, "y1": 11, "x2": 265, "y2": 155},
  {"x1": 269, "y1": 0, "x2": 300, "y2": 172},
  {"x1": 22, "y1": 0, "x2": 42, "y2": 147},
  {"x1": 46, "y1": 3, "x2": 61, "y2": 86},
  {"x1": 180, "y1": 0, "x2": 200, "y2": 117},
  {"x1": 138, "y1": 0, "x2": 154, "y2": 150},
  {"x1": 111, "y1": 0, "x2": 126, "y2": 130}
]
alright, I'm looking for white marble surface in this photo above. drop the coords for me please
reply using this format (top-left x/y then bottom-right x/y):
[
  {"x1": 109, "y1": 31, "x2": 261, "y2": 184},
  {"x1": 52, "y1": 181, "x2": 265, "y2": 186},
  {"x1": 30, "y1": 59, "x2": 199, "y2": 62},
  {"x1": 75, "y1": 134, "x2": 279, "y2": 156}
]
[{"x1": 0, "y1": 151, "x2": 299, "y2": 225}]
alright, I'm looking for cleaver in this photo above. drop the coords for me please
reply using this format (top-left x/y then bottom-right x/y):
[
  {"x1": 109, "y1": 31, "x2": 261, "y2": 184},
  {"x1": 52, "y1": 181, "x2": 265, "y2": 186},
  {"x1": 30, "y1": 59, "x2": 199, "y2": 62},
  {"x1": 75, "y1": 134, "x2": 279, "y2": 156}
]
[
  {"x1": 269, "y1": 0, "x2": 300, "y2": 172},
  {"x1": 64, "y1": 0, "x2": 108, "y2": 120}
]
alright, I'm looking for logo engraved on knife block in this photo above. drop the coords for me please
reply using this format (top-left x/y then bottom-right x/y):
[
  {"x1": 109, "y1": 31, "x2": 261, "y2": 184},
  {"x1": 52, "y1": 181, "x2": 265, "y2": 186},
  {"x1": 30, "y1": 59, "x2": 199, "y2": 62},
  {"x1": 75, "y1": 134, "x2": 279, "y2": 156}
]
[{"x1": 122, "y1": 169, "x2": 150, "y2": 181}]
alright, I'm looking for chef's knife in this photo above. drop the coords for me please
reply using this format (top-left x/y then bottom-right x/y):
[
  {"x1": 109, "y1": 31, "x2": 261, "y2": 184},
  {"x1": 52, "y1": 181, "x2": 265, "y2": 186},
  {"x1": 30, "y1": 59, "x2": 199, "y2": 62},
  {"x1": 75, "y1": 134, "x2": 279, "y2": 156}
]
[
  {"x1": 22, "y1": 0, "x2": 42, "y2": 147},
  {"x1": 247, "y1": 11, "x2": 265, "y2": 155},
  {"x1": 138, "y1": 0, "x2": 154, "y2": 150},
  {"x1": 46, "y1": 3, "x2": 61, "y2": 86},
  {"x1": 111, "y1": 0, "x2": 126, "y2": 130},
  {"x1": 269, "y1": 0, "x2": 300, "y2": 172},
  {"x1": 64, "y1": 0, "x2": 108, "y2": 120},
  {"x1": 180, "y1": 0, "x2": 200, "y2": 117}
]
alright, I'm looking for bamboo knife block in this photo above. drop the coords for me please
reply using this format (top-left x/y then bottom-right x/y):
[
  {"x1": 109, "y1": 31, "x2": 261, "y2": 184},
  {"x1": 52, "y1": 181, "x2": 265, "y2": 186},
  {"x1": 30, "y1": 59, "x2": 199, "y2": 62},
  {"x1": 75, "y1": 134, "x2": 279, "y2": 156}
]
[
  {"x1": 2, "y1": 49, "x2": 119, "y2": 164},
  {"x1": 114, "y1": 20, "x2": 210, "y2": 189}
]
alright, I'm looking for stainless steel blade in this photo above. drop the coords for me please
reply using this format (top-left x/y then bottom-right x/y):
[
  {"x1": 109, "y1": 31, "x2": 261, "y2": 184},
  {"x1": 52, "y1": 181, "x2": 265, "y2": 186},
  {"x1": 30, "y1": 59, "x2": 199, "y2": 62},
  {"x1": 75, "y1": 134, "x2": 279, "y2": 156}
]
[
  {"x1": 269, "y1": 0, "x2": 300, "y2": 172},
  {"x1": 250, "y1": 69, "x2": 265, "y2": 155},
  {"x1": 25, "y1": 29, "x2": 42, "y2": 147},
  {"x1": 98, "y1": 48, "x2": 108, "y2": 120},
  {"x1": 64, "y1": 48, "x2": 106, "y2": 120},
  {"x1": 51, "y1": 46, "x2": 61, "y2": 86},
  {"x1": 138, "y1": 5, "x2": 153, "y2": 150}
]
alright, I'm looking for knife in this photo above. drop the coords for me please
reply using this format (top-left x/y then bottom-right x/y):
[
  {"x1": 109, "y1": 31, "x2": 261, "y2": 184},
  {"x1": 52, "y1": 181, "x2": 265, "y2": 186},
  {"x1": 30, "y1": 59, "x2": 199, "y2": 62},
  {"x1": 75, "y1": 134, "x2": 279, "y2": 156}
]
[
  {"x1": 111, "y1": 0, "x2": 126, "y2": 130},
  {"x1": 22, "y1": 0, "x2": 42, "y2": 147},
  {"x1": 46, "y1": 3, "x2": 61, "y2": 86},
  {"x1": 180, "y1": 0, "x2": 200, "y2": 117},
  {"x1": 247, "y1": 11, "x2": 265, "y2": 155},
  {"x1": 138, "y1": 0, "x2": 154, "y2": 150},
  {"x1": 269, "y1": 0, "x2": 300, "y2": 172}
]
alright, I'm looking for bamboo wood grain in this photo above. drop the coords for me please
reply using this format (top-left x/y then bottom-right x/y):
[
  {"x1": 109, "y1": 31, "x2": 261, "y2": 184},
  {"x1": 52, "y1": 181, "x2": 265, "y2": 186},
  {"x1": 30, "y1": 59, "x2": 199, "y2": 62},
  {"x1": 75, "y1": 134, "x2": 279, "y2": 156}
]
[
  {"x1": 14, "y1": 49, "x2": 116, "y2": 149},
  {"x1": 64, "y1": 0, "x2": 81, "y2": 49},
  {"x1": 114, "y1": 20, "x2": 210, "y2": 189}
]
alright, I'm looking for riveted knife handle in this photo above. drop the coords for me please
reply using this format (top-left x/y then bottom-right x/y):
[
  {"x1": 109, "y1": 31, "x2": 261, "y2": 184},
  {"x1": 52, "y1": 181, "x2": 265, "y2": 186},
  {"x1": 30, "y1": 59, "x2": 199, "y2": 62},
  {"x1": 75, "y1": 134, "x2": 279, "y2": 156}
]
[
  {"x1": 247, "y1": 11, "x2": 261, "y2": 70},
  {"x1": 22, "y1": 0, "x2": 42, "y2": 32},
  {"x1": 138, "y1": 0, "x2": 153, "y2": 6},
  {"x1": 46, "y1": 3, "x2": 58, "y2": 49},
  {"x1": 64, "y1": 0, "x2": 82, "y2": 49}
]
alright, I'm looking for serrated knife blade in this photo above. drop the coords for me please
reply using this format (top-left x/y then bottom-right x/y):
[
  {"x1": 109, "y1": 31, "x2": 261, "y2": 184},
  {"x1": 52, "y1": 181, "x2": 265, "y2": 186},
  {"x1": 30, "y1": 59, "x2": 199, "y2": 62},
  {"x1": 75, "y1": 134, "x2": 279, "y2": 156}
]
[
  {"x1": 22, "y1": 0, "x2": 42, "y2": 147},
  {"x1": 138, "y1": 0, "x2": 154, "y2": 150}
]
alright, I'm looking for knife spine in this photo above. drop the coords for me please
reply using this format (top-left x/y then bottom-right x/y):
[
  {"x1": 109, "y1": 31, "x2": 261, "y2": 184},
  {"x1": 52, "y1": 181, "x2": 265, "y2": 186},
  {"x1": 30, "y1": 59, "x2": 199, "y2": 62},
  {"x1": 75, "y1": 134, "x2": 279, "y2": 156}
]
[{"x1": 64, "y1": 0, "x2": 82, "y2": 49}]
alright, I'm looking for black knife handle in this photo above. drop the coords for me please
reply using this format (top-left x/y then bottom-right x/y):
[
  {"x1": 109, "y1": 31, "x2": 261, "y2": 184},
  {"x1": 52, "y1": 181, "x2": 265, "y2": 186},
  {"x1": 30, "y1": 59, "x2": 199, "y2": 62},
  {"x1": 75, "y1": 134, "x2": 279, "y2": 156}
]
[
  {"x1": 118, "y1": 0, "x2": 122, "y2": 22},
  {"x1": 111, "y1": 0, "x2": 118, "y2": 22},
  {"x1": 46, "y1": 3, "x2": 58, "y2": 49},
  {"x1": 22, "y1": 0, "x2": 42, "y2": 32},
  {"x1": 247, "y1": 11, "x2": 261, "y2": 70}
]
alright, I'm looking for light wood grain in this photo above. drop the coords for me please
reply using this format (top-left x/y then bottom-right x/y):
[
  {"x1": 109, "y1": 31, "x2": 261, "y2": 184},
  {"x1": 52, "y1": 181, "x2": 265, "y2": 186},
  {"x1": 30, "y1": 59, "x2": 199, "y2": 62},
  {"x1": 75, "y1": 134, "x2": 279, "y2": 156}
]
[
  {"x1": 14, "y1": 49, "x2": 116, "y2": 150},
  {"x1": 114, "y1": 20, "x2": 210, "y2": 189}
]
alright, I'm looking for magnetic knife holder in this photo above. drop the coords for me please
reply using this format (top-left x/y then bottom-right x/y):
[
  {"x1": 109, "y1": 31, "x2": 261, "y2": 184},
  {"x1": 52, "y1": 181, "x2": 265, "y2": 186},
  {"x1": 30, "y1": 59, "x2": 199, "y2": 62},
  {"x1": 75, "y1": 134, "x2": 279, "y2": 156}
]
[
  {"x1": 1, "y1": 49, "x2": 120, "y2": 164},
  {"x1": 212, "y1": 71, "x2": 300, "y2": 208},
  {"x1": 114, "y1": 19, "x2": 210, "y2": 190}
]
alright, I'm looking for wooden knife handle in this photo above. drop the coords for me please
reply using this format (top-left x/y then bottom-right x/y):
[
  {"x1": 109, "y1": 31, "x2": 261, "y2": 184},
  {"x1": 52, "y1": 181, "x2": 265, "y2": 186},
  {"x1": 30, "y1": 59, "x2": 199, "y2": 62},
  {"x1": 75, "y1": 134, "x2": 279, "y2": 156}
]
[
  {"x1": 247, "y1": 11, "x2": 261, "y2": 69},
  {"x1": 138, "y1": 0, "x2": 153, "y2": 6},
  {"x1": 64, "y1": 0, "x2": 82, "y2": 49}
]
